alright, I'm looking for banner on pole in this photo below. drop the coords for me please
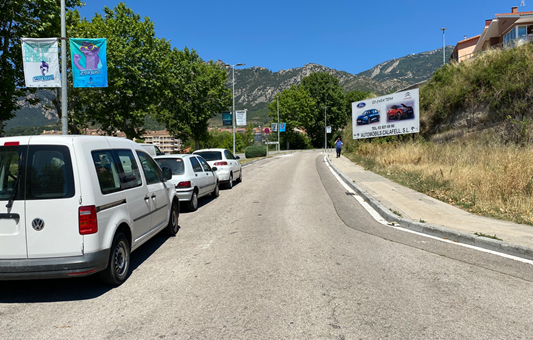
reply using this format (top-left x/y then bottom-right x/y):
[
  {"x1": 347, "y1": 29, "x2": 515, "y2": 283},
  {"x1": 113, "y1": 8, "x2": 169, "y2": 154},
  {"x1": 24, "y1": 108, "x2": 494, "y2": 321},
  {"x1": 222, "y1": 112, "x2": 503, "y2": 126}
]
[
  {"x1": 236, "y1": 110, "x2": 247, "y2": 126},
  {"x1": 279, "y1": 123, "x2": 286, "y2": 132},
  {"x1": 21, "y1": 38, "x2": 61, "y2": 88},
  {"x1": 70, "y1": 38, "x2": 108, "y2": 88},
  {"x1": 222, "y1": 112, "x2": 232, "y2": 126},
  {"x1": 271, "y1": 123, "x2": 277, "y2": 132}
]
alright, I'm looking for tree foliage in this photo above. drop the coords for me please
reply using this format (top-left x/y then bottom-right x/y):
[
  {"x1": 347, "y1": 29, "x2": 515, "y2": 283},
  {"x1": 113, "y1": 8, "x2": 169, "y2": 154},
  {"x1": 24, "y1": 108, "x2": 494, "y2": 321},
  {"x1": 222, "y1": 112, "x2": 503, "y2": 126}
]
[
  {"x1": 301, "y1": 72, "x2": 347, "y2": 148},
  {"x1": 0, "y1": 0, "x2": 83, "y2": 134},
  {"x1": 68, "y1": 3, "x2": 171, "y2": 139},
  {"x1": 267, "y1": 72, "x2": 365, "y2": 148},
  {"x1": 158, "y1": 48, "x2": 231, "y2": 149}
]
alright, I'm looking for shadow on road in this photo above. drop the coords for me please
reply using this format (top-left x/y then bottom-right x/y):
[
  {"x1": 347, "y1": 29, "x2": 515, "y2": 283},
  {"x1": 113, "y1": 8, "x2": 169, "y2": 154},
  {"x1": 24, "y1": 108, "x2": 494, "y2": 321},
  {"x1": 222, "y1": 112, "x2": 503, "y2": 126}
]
[{"x1": 0, "y1": 227, "x2": 181, "y2": 303}]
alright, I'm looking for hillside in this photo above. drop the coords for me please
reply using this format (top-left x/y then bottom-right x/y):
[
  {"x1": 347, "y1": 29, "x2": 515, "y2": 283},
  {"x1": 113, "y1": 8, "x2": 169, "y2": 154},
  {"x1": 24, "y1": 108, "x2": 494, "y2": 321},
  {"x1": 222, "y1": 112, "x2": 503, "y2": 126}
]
[{"x1": 8, "y1": 47, "x2": 450, "y2": 131}]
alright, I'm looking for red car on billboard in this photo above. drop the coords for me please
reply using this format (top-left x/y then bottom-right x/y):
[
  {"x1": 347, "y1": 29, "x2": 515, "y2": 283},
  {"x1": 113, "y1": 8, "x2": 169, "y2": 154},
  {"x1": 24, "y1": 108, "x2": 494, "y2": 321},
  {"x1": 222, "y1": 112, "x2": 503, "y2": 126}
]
[{"x1": 387, "y1": 104, "x2": 414, "y2": 120}]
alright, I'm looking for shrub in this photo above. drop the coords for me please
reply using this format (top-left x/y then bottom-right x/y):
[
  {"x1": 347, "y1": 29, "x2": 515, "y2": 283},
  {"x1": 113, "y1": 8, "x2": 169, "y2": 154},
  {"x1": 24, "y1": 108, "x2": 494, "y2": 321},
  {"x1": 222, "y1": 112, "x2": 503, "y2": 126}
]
[{"x1": 245, "y1": 145, "x2": 267, "y2": 158}]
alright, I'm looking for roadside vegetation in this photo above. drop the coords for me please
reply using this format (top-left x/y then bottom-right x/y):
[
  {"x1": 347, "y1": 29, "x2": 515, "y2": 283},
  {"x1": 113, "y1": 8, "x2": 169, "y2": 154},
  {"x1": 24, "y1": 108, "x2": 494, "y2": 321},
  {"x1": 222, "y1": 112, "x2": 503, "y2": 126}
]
[{"x1": 343, "y1": 44, "x2": 533, "y2": 226}]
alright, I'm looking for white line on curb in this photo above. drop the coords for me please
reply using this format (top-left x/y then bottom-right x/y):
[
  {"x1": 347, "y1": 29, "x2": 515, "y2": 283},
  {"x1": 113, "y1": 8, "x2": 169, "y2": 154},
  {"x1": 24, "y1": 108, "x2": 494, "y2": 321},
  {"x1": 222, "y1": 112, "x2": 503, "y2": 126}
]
[{"x1": 324, "y1": 155, "x2": 533, "y2": 265}]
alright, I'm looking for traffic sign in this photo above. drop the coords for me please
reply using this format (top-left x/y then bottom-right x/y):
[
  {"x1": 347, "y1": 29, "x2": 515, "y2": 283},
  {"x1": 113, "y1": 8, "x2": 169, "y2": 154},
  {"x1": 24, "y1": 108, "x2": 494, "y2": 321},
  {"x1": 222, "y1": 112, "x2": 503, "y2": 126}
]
[{"x1": 264, "y1": 127, "x2": 270, "y2": 134}]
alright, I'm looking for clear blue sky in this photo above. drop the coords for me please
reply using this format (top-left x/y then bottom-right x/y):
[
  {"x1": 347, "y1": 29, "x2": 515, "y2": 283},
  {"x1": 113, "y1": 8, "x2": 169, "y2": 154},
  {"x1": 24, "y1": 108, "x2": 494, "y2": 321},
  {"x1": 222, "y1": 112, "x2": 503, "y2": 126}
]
[{"x1": 78, "y1": 1, "x2": 527, "y2": 74}]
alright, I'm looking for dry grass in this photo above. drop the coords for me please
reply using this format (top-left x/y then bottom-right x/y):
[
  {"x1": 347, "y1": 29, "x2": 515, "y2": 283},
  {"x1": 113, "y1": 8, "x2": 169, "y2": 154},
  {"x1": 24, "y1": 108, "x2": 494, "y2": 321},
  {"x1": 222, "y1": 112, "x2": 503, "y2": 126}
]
[{"x1": 345, "y1": 137, "x2": 533, "y2": 225}]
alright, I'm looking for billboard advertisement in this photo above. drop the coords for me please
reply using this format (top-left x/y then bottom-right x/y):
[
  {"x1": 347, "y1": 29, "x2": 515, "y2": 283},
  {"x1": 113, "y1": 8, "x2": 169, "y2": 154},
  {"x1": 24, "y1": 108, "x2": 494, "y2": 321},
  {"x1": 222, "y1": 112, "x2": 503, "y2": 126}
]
[
  {"x1": 352, "y1": 89, "x2": 420, "y2": 140},
  {"x1": 21, "y1": 38, "x2": 61, "y2": 88}
]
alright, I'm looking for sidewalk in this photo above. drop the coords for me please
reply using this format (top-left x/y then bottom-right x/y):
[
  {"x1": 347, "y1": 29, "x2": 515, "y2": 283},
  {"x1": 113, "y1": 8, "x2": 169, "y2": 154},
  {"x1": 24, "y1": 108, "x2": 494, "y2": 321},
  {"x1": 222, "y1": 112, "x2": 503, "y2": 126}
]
[{"x1": 327, "y1": 154, "x2": 533, "y2": 261}]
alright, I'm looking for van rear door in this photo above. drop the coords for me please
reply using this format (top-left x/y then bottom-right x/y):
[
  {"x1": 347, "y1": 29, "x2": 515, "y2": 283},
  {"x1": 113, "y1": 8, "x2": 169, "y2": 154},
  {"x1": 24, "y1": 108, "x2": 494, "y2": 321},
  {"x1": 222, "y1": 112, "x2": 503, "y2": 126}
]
[
  {"x1": 0, "y1": 142, "x2": 28, "y2": 259},
  {"x1": 24, "y1": 144, "x2": 82, "y2": 258}
]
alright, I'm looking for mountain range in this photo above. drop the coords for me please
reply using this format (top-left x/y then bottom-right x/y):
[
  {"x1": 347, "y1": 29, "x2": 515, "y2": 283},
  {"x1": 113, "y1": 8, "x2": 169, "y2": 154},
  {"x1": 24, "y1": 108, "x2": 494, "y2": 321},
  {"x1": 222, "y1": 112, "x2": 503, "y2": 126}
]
[{"x1": 7, "y1": 46, "x2": 454, "y2": 131}]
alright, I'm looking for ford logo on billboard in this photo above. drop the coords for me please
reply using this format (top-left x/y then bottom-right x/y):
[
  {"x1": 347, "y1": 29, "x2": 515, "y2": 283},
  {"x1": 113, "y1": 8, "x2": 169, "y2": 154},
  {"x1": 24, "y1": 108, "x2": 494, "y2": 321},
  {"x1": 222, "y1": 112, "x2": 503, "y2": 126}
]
[{"x1": 357, "y1": 102, "x2": 366, "y2": 108}]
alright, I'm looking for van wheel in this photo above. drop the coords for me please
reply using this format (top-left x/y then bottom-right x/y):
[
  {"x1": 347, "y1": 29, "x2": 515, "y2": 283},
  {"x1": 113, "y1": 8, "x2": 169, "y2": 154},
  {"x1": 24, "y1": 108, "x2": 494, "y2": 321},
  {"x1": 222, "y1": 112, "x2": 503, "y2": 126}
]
[
  {"x1": 188, "y1": 191, "x2": 198, "y2": 211},
  {"x1": 165, "y1": 202, "x2": 179, "y2": 236},
  {"x1": 100, "y1": 232, "x2": 130, "y2": 285}
]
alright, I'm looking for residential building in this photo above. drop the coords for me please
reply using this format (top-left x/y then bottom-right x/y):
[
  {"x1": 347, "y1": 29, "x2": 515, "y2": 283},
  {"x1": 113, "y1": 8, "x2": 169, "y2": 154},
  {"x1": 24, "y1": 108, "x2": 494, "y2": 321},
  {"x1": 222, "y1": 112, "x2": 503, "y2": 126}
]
[
  {"x1": 451, "y1": 6, "x2": 533, "y2": 62},
  {"x1": 142, "y1": 130, "x2": 181, "y2": 154}
]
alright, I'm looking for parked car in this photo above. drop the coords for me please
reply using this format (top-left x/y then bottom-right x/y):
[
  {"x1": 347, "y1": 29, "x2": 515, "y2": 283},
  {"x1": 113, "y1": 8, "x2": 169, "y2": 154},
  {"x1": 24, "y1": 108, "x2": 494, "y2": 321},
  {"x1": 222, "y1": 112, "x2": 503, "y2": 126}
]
[
  {"x1": 154, "y1": 154, "x2": 219, "y2": 211},
  {"x1": 0, "y1": 135, "x2": 179, "y2": 285},
  {"x1": 387, "y1": 104, "x2": 414, "y2": 120},
  {"x1": 356, "y1": 109, "x2": 380, "y2": 125},
  {"x1": 193, "y1": 148, "x2": 242, "y2": 189},
  {"x1": 140, "y1": 143, "x2": 164, "y2": 156}
]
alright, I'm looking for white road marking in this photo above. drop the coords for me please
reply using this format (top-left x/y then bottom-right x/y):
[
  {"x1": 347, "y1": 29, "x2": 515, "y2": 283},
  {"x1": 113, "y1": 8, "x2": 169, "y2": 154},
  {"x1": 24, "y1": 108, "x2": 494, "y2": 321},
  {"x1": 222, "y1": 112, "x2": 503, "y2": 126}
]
[{"x1": 324, "y1": 155, "x2": 533, "y2": 265}]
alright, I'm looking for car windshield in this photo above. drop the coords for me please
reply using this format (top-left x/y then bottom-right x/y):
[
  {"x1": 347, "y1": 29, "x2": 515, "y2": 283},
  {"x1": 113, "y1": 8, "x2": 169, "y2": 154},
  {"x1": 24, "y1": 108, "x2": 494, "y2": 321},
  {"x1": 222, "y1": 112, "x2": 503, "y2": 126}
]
[
  {"x1": 194, "y1": 151, "x2": 222, "y2": 162},
  {"x1": 155, "y1": 158, "x2": 185, "y2": 175}
]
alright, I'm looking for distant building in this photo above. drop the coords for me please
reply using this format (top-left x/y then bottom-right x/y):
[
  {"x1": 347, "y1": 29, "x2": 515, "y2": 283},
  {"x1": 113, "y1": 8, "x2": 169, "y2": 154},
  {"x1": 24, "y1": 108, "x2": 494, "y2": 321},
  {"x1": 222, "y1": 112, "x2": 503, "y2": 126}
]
[{"x1": 142, "y1": 130, "x2": 181, "y2": 154}]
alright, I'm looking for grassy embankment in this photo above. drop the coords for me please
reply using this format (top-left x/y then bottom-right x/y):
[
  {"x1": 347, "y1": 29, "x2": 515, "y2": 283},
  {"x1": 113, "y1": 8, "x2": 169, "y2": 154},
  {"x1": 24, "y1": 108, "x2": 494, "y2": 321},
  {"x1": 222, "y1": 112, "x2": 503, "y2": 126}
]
[{"x1": 343, "y1": 44, "x2": 533, "y2": 226}]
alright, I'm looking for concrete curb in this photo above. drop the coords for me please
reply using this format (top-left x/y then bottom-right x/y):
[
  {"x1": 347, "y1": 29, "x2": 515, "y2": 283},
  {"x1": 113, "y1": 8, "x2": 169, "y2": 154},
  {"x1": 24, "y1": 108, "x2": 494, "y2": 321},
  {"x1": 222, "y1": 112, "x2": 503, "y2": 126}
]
[{"x1": 326, "y1": 155, "x2": 533, "y2": 261}]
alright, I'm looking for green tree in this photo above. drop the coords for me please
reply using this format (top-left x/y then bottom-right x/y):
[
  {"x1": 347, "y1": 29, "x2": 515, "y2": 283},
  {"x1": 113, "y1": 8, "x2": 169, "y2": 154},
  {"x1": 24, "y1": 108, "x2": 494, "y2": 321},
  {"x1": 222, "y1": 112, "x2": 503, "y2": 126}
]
[
  {"x1": 69, "y1": 3, "x2": 171, "y2": 139},
  {"x1": 0, "y1": 0, "x2": 83, "y2": 135},
  {"x1": 301, "y1": 72, "x2": 347, "y2": 148},
  {"x1": 267, "y1": 85, "x2": 315, "y2": 149},
  {"x1": 159, "y1": 48, "x2": 231, "y2": 149}
]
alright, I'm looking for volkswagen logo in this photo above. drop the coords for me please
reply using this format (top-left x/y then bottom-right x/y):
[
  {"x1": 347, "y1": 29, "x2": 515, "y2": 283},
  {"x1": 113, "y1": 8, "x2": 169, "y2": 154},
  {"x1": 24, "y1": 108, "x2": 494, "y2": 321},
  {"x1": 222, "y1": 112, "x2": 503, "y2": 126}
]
[
  {"x1": 32, "y1": 218, "x2": 45, "y2": 231},
  {"x1": 357, "y1": 102, "x2": 366, "y2": 109}
]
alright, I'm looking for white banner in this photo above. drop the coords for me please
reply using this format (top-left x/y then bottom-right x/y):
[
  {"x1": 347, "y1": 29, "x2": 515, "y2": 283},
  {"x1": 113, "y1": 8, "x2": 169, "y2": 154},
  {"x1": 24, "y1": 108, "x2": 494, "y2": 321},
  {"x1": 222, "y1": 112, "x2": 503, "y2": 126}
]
[
  {"x1": 352, "y1": 89, "x2": 420, "y2": 140},
  {"x1": 21, "y1": 38, "x2": 61, "y2": 88},
  {"x1": 236, "y1": 110, "x2": 247, "y2": 126}
]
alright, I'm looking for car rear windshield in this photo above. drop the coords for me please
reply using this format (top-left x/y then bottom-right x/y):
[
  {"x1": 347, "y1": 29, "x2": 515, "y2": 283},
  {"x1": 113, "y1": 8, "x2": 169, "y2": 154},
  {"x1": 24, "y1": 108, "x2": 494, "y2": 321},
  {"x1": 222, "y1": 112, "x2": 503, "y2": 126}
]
[
  {"x1": 194, "y1": 151, "x2": 222, "y2": 162},
  {"x1": 0, "y1": 144, "x2": 75, "y2": 201},
  {"x1": 155, "y1": 158, "x2": 185, "y2": 175}
]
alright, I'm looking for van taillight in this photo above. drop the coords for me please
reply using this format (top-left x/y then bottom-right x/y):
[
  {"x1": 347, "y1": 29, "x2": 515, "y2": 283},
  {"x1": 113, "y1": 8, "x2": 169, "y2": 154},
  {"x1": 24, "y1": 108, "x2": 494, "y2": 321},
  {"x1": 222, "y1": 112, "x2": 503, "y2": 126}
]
[
  {"x1": 4, "y1": 142, "x2": 19, "y2": 146},
  {"x1": 79, "y1": 206, "x2": 98, "y2": 235}
]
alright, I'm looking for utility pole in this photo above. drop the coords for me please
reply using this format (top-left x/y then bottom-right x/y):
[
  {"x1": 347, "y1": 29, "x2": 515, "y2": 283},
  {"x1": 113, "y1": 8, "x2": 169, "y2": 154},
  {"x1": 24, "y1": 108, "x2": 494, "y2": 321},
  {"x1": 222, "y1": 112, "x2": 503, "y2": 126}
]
[{"x1": 61, "y1": 0, "x2": 68, "y2": 135}]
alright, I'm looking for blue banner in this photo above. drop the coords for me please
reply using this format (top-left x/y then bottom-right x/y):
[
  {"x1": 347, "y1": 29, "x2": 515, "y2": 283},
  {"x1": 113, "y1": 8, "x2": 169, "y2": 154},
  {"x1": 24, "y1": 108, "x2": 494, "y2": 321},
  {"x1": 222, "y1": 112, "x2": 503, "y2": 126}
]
[
  {"x1": 70, "y1": 38, "x2": 108, "y2": 88},
  {"x1": 279, "y1": 123, "x2": 286, "y2": 132},
  {"x1": 222, "y1": 112, "x2": 232, "y2": 126}
]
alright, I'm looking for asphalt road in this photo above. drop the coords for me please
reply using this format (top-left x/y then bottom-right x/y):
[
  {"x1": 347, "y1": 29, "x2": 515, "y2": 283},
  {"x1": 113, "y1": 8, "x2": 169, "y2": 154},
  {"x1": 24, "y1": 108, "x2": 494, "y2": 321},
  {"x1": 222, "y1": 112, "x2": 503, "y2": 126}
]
[{"x1": 1, "y1": 151, "x2": 533, "y2": 339}]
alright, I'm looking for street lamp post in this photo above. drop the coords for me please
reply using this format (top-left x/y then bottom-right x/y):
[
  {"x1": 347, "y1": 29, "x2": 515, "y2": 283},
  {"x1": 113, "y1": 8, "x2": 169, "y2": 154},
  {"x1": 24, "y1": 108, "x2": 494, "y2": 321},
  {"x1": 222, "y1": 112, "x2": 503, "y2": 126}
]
[
  {"x1": 441, "y1": 28, "x2": 447, "y2": 65},
  {"x1": 276, "y1": 95, "x2": 280, "y2": 151},
  {"x1": 324, "y1": 106, "x2": 328, "y2": 153},
  {"x1": 224, "y1": 63, "x2": 245, "y2": 156}
]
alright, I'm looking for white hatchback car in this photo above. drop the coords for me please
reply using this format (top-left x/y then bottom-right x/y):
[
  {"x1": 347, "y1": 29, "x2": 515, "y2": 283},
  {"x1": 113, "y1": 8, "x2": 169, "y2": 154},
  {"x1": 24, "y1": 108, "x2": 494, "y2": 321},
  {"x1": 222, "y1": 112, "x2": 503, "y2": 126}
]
[
  {"x1": 193, "y1": 148, "x2": 242, "y2": 189},
  {"x1": 154, "y1": 154, "x2": 219, "y2": 211}
]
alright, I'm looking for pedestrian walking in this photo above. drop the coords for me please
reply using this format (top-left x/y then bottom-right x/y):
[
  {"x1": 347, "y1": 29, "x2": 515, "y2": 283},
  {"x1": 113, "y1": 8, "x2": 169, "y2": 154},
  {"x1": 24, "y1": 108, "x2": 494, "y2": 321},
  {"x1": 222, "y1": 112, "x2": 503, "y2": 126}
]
[{"x1": 335, "y1": 138, "x2": 343, "y2": 158}]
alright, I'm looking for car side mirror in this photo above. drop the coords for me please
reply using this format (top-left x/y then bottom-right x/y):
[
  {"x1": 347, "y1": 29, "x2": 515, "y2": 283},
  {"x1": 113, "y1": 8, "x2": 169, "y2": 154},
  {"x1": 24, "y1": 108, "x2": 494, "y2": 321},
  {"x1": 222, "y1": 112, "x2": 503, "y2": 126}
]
[
  {"x1": 162, "y1": 167, "x2": 172, "y2": 181},
  {"x1": 212, "y1": 166, "x2": 218, "y2": 172},
  {"x1": 236, "y1": 156, "x2": 240, "y2": 160}
]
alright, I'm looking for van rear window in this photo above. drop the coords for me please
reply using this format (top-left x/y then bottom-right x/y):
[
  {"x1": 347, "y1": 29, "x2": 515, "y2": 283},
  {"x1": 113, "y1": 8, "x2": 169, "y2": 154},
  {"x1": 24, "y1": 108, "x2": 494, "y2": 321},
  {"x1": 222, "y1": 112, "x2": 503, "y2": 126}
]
[{"x1": 0, "y1": 145, "x2": 75, "y2": 201}]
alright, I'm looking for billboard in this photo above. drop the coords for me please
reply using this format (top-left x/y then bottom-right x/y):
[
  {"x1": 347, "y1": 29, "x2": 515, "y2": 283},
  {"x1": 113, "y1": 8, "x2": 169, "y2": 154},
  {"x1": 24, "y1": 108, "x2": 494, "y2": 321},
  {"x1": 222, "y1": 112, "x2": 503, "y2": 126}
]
[
  {"x1": 21, "y1": 38, "x2": 61, "y2": 88},
  {"x1": 352, "y1": 89, "x2": 420, "y2": 140}
]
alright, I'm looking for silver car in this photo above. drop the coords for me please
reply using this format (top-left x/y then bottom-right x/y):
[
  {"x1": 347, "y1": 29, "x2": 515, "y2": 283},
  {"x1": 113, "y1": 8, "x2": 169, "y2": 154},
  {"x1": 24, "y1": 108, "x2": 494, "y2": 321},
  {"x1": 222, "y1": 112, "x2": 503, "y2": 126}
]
[
  {"x1": 193, "y1": 148, "x2": 242, "y2": 189},
  {"x1": 155, "y1": 154, "x2": 219, "y2": 211}
]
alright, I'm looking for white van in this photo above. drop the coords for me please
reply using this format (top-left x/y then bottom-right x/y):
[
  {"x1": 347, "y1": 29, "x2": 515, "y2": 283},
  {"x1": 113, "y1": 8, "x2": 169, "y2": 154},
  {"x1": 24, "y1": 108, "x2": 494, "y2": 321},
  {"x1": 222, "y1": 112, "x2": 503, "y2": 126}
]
[
  {"x1": 140, "y1": 143, "x2": 164, "y2": 157},
  {"x1": 0, "y1": 135, "x2": 180, "y2": 285}
]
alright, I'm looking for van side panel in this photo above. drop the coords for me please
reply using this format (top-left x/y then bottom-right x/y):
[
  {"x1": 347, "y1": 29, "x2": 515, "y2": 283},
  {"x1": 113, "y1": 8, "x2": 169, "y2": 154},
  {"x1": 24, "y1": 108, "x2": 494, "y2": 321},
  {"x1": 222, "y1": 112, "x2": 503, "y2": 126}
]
[{"x1": 25, "y1": 140, "x2": 82, "y2": 258}]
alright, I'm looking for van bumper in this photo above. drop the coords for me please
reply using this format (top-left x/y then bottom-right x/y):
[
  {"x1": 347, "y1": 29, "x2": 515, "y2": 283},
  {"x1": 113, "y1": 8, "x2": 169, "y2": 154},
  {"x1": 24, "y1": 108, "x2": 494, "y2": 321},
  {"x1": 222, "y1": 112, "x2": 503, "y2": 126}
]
[{"x1": 0, "y1": 249, "x2": 110, "y2": 280}]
